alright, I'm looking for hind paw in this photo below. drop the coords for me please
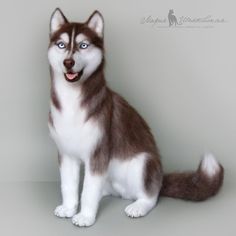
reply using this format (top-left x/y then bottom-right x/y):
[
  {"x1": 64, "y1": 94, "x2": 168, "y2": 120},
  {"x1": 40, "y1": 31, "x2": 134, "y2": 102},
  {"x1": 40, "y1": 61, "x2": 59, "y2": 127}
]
[{"x1": 125, "y1": 200, "x2": 153, "y2": 218}]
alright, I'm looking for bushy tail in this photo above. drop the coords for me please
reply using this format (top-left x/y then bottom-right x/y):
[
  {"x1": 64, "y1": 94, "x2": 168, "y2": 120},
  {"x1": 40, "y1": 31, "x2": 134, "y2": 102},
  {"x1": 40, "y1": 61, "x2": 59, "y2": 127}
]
[{"x1": 160, "y1": 153, "x2": 224, "y2": 201}]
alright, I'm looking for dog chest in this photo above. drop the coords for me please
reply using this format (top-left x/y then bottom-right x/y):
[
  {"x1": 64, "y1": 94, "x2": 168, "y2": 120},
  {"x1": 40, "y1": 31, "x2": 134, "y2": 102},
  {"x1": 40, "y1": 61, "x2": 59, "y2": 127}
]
[{"x1": 49, "y1": 80, "x2": 102, "y2": 159}]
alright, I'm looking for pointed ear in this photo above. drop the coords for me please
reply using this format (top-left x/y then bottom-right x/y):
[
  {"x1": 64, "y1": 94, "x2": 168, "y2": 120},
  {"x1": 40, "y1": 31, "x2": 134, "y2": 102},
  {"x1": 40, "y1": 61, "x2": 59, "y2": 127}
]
[
  {"x1": 50, "y1": 8, "x2": 68, "y2": 35},
  {"x1": 87, "y1": 11, "x2": 104, "y2": 37}
]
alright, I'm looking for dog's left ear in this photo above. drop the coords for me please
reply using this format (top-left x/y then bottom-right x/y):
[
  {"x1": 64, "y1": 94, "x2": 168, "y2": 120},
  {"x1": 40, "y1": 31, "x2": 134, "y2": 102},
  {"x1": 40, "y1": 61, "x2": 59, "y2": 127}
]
[
  {"x1": 50, "y1": 8, "x2": 68, "y2": 35},
  {"x1": 87, "y1": 11, "x2": 104, "y2": 37}
]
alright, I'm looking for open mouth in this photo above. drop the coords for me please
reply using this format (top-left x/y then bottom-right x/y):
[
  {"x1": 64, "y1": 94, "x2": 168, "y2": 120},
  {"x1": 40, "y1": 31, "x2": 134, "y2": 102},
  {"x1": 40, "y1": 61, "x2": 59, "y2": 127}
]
[{"x1": 64, "y1": 70, "x2": 83, "y2": 82}]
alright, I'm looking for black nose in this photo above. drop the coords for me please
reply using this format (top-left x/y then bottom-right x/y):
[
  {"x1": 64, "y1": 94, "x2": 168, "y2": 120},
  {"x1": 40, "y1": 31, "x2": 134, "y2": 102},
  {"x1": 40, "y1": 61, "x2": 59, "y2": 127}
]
[{"x1": 63, "y1": 59, "x2": 75, "y2": 70}]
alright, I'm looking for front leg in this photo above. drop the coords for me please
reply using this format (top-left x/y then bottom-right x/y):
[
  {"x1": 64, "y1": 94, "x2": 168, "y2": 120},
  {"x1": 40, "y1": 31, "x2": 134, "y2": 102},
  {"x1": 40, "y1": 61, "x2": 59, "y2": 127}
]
[
  {"x1": 54, "y1": 154, "x2": 80, "y2": 218},
  {"x1": 72, "y1": 162, "x2": 105, "y2": 227}
]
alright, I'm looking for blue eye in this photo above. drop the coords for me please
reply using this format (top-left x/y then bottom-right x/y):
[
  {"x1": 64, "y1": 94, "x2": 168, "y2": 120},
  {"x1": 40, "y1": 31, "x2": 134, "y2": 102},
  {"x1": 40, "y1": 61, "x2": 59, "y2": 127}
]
[
  {"x1": 79, "y1": 42, "x2": 89, "y2": 49},
  {"x1": 57, "y1": 42, "x2": 65, "y2": 49}
]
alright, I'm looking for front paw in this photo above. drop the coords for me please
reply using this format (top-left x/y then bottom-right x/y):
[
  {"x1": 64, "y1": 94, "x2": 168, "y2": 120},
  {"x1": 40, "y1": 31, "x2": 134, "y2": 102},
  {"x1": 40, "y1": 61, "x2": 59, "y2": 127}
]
[
  {"x1": 72, "y1": 213, "x2": 95, "y2": 227},
  {"x1": 54, "y1": 205, "x2": 77, "y2": 218}
]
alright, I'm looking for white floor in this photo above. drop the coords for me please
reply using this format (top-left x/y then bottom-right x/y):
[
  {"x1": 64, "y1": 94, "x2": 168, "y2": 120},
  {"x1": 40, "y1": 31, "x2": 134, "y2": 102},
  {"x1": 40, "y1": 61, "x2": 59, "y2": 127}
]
[{"x1": 0, "y1": 182, "x2": 233, "y2": 236}]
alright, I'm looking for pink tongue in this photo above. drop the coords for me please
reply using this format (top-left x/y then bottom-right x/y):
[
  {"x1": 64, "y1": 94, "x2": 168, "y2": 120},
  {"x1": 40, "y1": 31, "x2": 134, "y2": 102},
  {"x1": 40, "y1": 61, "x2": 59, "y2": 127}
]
[{"x1": 66, "y1": 73, "x2": 78, "y2": 80}]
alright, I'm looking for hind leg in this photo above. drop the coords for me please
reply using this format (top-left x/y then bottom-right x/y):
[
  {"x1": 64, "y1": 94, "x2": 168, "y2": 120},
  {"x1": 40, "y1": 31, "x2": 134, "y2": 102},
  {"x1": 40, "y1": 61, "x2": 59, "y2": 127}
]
[{"x1": 124, "y1": 153, "x2": 162, "y2": 218}]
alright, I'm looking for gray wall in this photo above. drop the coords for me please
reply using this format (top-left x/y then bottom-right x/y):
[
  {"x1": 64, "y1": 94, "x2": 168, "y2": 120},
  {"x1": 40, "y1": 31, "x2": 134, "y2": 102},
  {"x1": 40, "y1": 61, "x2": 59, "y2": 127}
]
[{"x1": 0, "y1": 0, "x2": 235, "y2": 182}]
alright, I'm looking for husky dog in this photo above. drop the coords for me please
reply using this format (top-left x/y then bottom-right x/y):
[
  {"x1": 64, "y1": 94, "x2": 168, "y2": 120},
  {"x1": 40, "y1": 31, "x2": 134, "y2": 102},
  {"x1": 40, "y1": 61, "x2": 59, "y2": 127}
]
[{"x1": 48, "y1": 8, "x2": 224, "y2": 227}]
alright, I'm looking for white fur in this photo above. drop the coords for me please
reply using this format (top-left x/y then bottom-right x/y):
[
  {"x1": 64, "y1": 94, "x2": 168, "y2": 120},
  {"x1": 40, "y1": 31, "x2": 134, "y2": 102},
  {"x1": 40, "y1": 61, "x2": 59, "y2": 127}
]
[
  {"x1": 49, "y1": 74, "x2": 103, "y2": 159},
  {"x1": 201, "y1": 153, "x2": 220, "y2": 177},
  {"x1": 72, "y1": 164, "x2": 105, "y2": 227},
  {"x1": 70, "y1": 153, "x2": 157, "y2": 226},
  {"x1": 107, "y1": 153, "x2": 158, "y2": 218},
  {"x1": 48, "y1": 46, "x2": 68, "y2": 74},
  {"x1": 54, "y1": 156, "x2": 80, "y2": 218},
  {"x1": 60, "y1": 33, "x2": 69, "y2": 44},
  {"x1": 107, "y1": 153, "x2": 147, "y2": 199},
  {"x1": 73, "y1": 34, "x2": 103, "y2": 80},
  {"x1": 125, "y1": 198, "x2": 157, "y2": 218},
  {"x1": 54, "y1": 204, "x2": 77, "y2": 218},
  {"x1": 75, "y1": 34, "x2": 88, "y2": 44}
]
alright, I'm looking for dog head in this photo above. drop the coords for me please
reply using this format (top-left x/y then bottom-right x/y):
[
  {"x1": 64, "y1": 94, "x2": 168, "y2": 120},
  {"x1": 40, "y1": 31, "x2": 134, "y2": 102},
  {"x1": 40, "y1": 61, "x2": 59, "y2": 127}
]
[{"x1": 48, "y1": 8, "x2": 104, "y2": 83}]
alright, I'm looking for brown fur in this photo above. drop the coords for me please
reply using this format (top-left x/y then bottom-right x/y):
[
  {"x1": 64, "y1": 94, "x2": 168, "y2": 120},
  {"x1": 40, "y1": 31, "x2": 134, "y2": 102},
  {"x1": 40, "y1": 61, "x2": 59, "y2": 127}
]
[
  {"x1": 144, "y1": 157, "x2": 163, "y2": 196},
  {"x1": 160, "y1": 161, "x2": 224, "y2": 201},
  {"x1": 79, "y1": 60, "x2": 162, "y2": 183}
]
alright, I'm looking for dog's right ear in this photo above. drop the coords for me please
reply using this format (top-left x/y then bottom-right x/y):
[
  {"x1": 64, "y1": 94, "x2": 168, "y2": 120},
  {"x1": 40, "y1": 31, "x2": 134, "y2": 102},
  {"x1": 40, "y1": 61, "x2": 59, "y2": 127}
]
[{"x1": 50, "y1": 8, "x2": 68, "y2": 35}]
